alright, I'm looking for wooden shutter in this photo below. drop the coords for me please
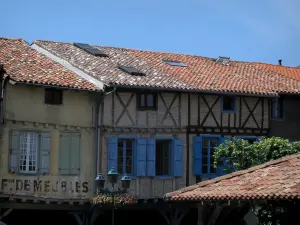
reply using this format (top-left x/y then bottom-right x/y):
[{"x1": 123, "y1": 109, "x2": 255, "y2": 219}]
[
  {"x1": 173, "y1": 139, "x2": 183, "y2": 177},
  {"x1": 107, "y1": 137, "x2": 118, "y2": 171},
  {"x1": 39, "y1": 132, "x2": 51, "y2": 174},
  {"x1": 136, "y1": 138, "x2": 147, "y2": 176},
  {"x1": 59, "y1": 133, "x2": 71, "y2": 175},
  {"x1": 146, "y1": 139, "x2": 156, "y2": 177},
  {"x1": 193, "y1": 136, "x2": 202, "y2": 175},
  {"x1": 70, "y1": 133, "x2": 81, "y2": 175},
  {"x1": 9, "y1": 131, "x2": 20, "y2": 173}
]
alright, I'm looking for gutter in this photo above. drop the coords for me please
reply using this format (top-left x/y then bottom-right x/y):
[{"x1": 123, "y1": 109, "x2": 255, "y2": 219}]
[{"x1": 110, "y1": 84, "x2": 279, "y2": 98}]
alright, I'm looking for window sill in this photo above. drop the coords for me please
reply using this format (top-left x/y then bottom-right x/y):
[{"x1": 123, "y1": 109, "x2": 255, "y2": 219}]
[
  {"x1": 137, "y1": 107, "x2": 157, "y2": 111},
  {"x1": 271, "y1": 117, "x2": 285, "y2": 121},
  {"x1": 153, "y1": 176, "x2": 174, "y2": 180},
  {"x1": 222, "y1": 110, "x2": 235, "y2": 114}
]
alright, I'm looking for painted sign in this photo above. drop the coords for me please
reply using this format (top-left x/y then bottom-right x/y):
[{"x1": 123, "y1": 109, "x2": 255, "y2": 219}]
[{"x1": 0, "y1": 178, "x2": 89, "y2": 195}]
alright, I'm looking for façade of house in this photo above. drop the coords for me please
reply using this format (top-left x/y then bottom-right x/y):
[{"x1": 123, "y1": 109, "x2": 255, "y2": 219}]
[
  {"x1": 0, "y1": 38, "x2": 104, "y2": 206},
  {"x1": 32, "y1": 40, "x2": 300, "y2": 198}
]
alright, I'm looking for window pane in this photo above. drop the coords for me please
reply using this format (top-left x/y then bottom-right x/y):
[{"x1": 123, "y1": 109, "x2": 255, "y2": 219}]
[
  {"x1": 202, "y1": 166, "x2": 208, "y2": 173},
  {"x1": 117, "y1": 140, "x2": 124, "y2": 174},
  {"x1": 203, "y1": 138, "x2": 209, "y2": 147},
  {"x1": 147, "y1": 94, "x2": 154, "y2": 107},
  {"x1": 140, "y1": 94, "x2": 145, "y2": 107},
  {"x1": 19, "y1": 132, "x2": 38, "y2": 173},
  {"x1": 156, "y1": 140, "x2": 170, "y2": 176},
  {"x1": 202, "y1": 156, "x2": 208, "y2": 165},
  {"x1": 210, "y1": 138, "x2": 218, "y2": 147},
  {"x1": 223, "y1": 96, "x2": 234, "y2": 111}
]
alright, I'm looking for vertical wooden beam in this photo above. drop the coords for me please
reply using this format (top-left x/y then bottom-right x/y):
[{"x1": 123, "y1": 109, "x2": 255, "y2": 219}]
[
  {"x1": 239, "y1": 96, "x2": 242, "y2": 127},
  {"x1": 178, "y1": 92, "x2": 181, "y2": 127},
  {"x1": 197, "y1": 204, "x2": 205, "y2": 225},
  {"x1": 112, "y1": 92, "x2": 115, "y2": 126},
  {"x1": 197, "y1": 93, "x2": 201, "y2": 126},
  {"x1": 261, "y1": 98, "x2": 264, "y2": 132},
  {"x1": 186, "y1": 93, "x2": 191, "y2": 186}
]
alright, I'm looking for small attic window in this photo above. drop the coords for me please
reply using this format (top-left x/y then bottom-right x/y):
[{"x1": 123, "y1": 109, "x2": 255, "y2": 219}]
[
  {"x1": 118, "y1": 66, "x2": 145, "y2": 76},
  {"x1": 163, "y1": 60, "x2": 187, "y2": 67},
  {"x1": 216, "y1": 56, "x2": 230, "y2": 65},
  {"x1": 73, "y1": 43, "x2": 108, "y2": 57}
]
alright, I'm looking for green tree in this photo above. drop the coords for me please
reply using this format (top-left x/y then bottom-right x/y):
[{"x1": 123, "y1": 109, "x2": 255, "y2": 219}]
[{"x1": 214, "y1": 136, "x2": 300, "y2": 225}]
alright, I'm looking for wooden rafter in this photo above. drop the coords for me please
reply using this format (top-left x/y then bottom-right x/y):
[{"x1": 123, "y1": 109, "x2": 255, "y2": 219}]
[
  {"x1": 200, "y1": 96, "x2": 220, "y2": 127},
  {"x1": 159, "y1": 93, "x2": 178, "y2": 126},
  {"x1": 115, "y1": 92, "x2": 135, "y2": 125},
  {"x1": 241, "y1": 97, "x2": 261, "y2": 128}
]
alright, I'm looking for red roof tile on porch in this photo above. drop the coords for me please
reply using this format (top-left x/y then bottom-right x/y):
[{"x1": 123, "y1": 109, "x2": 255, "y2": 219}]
[{"x1": 164, "y1": 153, "x2": 300, "y2": 201}]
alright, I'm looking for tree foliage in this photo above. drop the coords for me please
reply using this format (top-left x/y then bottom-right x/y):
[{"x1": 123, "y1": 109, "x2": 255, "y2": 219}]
[
  {"x1": 213, "y1": 136, "x2": 300, "y2": 225},
  {"x1": 214, "y1": 136, "x2": 300, "y2": 172}
]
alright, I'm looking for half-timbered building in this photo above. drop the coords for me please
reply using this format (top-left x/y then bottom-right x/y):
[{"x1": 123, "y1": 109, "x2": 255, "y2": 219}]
[
  {"x1": 33, "y1": 40, "x2": 300, "y2": 201},
  {"x1": 0, "y1": 38, "x2": 104, "y2": 224}
]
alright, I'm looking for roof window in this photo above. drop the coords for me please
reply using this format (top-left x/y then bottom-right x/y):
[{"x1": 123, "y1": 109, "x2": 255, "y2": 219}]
[
  {"x1": 73, "y1": 43, "x2": 108, "y2": 57},
  {"x1": 118, "y1": 66, "x2": 145, "y2": 76},
  {"x1": 163, "y1": 60, "x2": 187, "y2": 67},
  {"x1": 216, "y1": 56, "x2": 230, "y2": 65}
]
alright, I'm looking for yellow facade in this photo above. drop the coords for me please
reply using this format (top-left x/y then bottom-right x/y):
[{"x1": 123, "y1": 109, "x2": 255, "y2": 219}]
[{"x1": 0, "y1": 84, "x2": 98, "y2": 199}]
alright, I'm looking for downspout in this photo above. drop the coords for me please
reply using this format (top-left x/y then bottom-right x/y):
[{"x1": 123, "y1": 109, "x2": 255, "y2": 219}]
[
  {"x1": 0, "y1": 65, "x2": 9, "y2": 139},
  {"x1": 94, "y1": 86, "x2": 116, "y2": 193}
]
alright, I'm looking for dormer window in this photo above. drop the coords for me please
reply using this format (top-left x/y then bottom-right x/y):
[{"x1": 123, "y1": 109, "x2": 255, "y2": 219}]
[
  {"x1": 118, "y1": 66, "x2": 145, "y2": 76},
  {"x1": 216, "y1": 56, "x2": 230, "y2": 65},
  {"x1": 163, "y1": 60, "x2": 187, "y2": 67}
]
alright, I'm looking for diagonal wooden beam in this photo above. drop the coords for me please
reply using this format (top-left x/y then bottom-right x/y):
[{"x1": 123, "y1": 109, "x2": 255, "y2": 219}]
[
  {"x1": 115, "y1": 92, "x2": 135, "y2": 125},
  {"x1": 241, "y1": 97, "x2": 261, "y2": 128},
  {"x1": 160, "y1": 93, "x2": 178, "y2": 126},
  {"x1": 200, "y1": 96, "x2": 220, "y2": 127}
]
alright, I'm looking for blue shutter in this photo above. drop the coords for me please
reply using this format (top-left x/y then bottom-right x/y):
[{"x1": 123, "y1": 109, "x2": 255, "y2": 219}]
[
  {"x1": 193, "y1": 136, "x2": 202, "y2": 175},
  {"x1": 39, "y1": 132, "x2": 51, "y2": 174},
  {"x1": 136, "y1": 138, "x2": 147, "y2": 176},
  {"x1": 217, "y1": 137, "x2": 230, "y2": 176},
  {"x1": 146, "y1": 139, "x2": 155, "y2": 176},
  {"x1": 108, "y1": 137, "x2": 118, "y2": 171},
  {"x1": 173, "y1": 139, "x2": 183, "y2": 177}
]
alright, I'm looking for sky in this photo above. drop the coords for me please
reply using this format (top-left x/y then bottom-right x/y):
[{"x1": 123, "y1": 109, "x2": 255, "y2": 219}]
[{"x1": 1, "y1": 0, "x2": 300, "y2": 66}]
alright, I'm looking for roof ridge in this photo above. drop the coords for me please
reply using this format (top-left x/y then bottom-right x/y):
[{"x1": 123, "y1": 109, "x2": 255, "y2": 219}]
[
  {"x1": 168, "y1": 153, "x2": 300, "y2": 197},
  {"x1": 0, "y1": 37, "x2": 24, "y2": 41},
  {"x1": 254, "y1": 62, "x2": 300, "y2": 69}
]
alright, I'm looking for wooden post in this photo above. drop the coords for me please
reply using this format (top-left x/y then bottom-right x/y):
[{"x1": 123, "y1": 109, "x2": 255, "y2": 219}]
[{"x1": 197, "y1": 204, "x2": 204, "y2": 225}]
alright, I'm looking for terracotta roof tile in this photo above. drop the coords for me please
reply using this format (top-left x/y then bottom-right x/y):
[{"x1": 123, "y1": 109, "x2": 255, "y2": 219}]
[
  {"x1": 0, "y1": 38, "x2": 101, "y2": 91},
  {"x1": 34, "y1": 40, "x2": 300, "y2": 96},
  {"x1": 165, "y1": 154, "x2": 300, "y2": 201},
  {"x1": 254, "y1": 62, "x2": 300, "y2": 82}
]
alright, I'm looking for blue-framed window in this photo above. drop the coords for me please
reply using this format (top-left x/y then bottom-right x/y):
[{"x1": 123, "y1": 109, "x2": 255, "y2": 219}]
[
  {"x1": 222, "y1": 96, "x2": 236, "y2": 113},
  {"x1": 108, "y1": 137, "x2": 183, "y2": 178},
  {"x1": 117, "y1": 139, "x2": 134, "y2": 175},
  {"x1": 236, "y1": 136, "x2": 259, "y2": 144},
  {"x1": 271, "y1": 98, "x2": 283, "y2": 120},
  {"x1": 193, "y1": 135, "x2": 226, "y2": 178}
]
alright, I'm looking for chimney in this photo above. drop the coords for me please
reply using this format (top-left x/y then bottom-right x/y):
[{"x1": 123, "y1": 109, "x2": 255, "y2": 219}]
[{"x1": 278, "y1": 59, "x2": 282, "y2": 66}]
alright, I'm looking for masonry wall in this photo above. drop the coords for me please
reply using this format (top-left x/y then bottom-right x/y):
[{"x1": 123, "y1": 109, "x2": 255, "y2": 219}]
[{"x1": 0, "y1": 84, "x2": 97, "y2": 199}]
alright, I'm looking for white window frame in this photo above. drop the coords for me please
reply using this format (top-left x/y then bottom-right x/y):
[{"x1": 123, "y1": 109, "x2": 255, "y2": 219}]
[{"x1": 19, "y1": 132, "x2": 38, "y2": 174}]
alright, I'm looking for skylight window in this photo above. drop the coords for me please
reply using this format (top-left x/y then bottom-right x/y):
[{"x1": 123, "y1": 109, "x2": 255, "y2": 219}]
[
  {"x1": 163, "y1": 60, "x2": 187, "y2": 67},
  {"x1": 73, "y1": 43, "x2": 108, "y2": 57},
  {"x1": 118, "y1": 66, "x2": 145, "y2": 76},
  {"x1": 216, "y1": 56, "x2": 230, "y2": 65}
]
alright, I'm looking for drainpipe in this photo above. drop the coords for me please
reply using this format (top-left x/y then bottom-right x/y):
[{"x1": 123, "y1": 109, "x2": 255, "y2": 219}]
[
  {"x1": 94, "y1": 86, "x2": 116, "y2": 193},
  {"x1": 0, "y1": 65, "x2": 9, "y2": 139}
]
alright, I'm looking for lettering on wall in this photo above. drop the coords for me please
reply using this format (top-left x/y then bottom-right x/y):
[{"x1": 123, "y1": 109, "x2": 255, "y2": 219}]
[{"x1": 0, "y1": 179, "x2": 89, "y2": 193}]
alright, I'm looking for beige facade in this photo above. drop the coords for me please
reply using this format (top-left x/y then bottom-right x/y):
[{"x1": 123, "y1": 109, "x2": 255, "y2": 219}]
[{"x1": 0, "y1": 83, "x2": 97, "y2": 199}]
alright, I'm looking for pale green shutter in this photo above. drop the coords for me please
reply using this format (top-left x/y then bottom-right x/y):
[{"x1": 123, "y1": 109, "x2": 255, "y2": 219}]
[
  {"x1": 9, "y1": 131, "x2": 20, "y2": 173},
  {"x1": 70, "y1": 133, "x2": 81, "y2": 175},
  {"x1": 39, "y1": 132, "x2": 51, "y2": 174},
  {"x1": 59, "y1": 133, "x2": 70, "y2": 175}
]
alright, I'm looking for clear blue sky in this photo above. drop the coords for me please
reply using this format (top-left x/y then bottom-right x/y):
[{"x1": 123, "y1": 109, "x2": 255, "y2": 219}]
[{"x1": 1, "y1": 0, "x2": 299, "y2": 66}]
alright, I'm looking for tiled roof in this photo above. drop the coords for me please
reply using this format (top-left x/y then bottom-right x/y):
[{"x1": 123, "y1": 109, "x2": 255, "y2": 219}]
[
  {"x1": 34, "y1": 40, "x2": 300, "y2": 96},
  {"x1": 255, "y1": 62, "x2": 300, "y2": 82},
  {"x1": 0, "y1": 38, "x2": 102, "y2": 91},
  {"x1": 164, "y1": 153, "x2": 300, "y2": 201}
]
